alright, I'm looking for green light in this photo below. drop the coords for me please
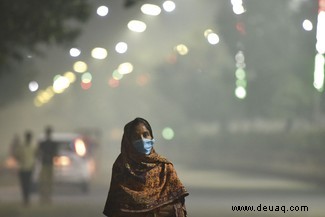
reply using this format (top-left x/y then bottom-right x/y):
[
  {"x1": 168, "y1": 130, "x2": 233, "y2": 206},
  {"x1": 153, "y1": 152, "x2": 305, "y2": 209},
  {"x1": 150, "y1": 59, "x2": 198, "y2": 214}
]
[
  {"x1": 82, "y1": 72, "x2": 92, "y2": 83},
  {"x1": 235, "y1": 68, "x2": 246, "y2": 80},
  {"x1": 236, "y1": 79, "x2": 247, "y2": 87},
  {"x1": 162, "y1": 127, "x2": 175, "y2": 140},
  {"x1": 112, "y1": 70, "x2": 123, "y2": 80}
]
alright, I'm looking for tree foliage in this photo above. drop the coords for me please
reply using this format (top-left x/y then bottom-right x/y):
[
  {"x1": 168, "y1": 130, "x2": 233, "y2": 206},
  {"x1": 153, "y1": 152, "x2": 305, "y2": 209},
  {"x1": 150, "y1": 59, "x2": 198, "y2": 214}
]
[{"x1": 0, "y1": 0, "x2": 91, "y2": 75}]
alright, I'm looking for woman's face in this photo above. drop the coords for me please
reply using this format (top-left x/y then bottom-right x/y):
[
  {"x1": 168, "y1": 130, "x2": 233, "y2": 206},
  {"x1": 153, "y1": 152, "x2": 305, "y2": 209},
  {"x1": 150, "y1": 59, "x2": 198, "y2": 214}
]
[{"x1": 131, "y1": 123, "x2": 152, "y2": 143}]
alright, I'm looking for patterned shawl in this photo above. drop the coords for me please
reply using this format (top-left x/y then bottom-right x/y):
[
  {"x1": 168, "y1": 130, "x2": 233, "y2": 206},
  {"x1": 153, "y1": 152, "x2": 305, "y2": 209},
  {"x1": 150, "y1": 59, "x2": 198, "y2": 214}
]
[{"x1": 103, "y1": 118, "x2": 188, "y2": 216}]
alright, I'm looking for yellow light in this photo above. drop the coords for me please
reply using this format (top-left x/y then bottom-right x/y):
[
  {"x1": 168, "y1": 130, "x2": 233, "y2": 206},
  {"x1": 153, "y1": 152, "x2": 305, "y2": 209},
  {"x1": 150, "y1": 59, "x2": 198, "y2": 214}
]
[
  {"x1": 53, "y1": 76, "x2": 70, "y2": 93},
  {"x1": 118, "y1": 62, "x2": 134, "y2": 75},
  {"x1": 64, "y1": 71, "x2": 76, "y2": 83},
  {"x1": 73, "y1": 61, "x2": 88, "y2": 73},
  {"x1": 54, "y1": 156, "x2": 71, "y2": 167},
  {"x1": 34, "y1": 98, "x2": 43, "y2": 107},
  {"x1": 175, "y1": 44, "x2": 189, "y2": 55},
  {"x1": 75, "y1": 139, "x2": 87, "y2": 157},
  {"x1": 204, "y1": 29, "x2": 214, "y2": 38}
]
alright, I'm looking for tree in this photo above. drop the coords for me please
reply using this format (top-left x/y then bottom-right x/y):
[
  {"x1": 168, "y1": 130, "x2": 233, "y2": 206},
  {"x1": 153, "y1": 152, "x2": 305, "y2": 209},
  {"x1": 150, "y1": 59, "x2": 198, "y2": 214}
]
[
  {"x1": 216, "y1": 0, "x2": 317, "y2": 120},
  {"x1": 0, "y1": 0, "x2": 91, "y2": 75},
  {"x1": 154, "y1": 0, "x2": 318, "y2": 124}
]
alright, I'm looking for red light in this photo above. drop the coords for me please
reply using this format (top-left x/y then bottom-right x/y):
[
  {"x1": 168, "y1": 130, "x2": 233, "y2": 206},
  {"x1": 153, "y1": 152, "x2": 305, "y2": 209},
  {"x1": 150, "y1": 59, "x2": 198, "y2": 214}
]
[{"x1": 81, "y1": 81, "x2": 92, "y2": 90}]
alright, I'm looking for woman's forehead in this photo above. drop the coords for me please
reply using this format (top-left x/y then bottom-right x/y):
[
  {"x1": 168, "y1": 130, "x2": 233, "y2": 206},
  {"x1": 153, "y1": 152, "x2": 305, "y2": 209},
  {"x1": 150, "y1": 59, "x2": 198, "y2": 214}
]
[{"x1": 134, "y1": 123, "x2": 149, "y2": 133}]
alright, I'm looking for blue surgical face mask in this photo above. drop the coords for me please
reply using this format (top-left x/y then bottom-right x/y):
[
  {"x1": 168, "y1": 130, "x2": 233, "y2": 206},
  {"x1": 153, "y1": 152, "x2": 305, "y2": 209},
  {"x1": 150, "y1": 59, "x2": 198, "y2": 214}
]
[{"x1": 133, "y1": 138, "x2": 155, "y2": 155}]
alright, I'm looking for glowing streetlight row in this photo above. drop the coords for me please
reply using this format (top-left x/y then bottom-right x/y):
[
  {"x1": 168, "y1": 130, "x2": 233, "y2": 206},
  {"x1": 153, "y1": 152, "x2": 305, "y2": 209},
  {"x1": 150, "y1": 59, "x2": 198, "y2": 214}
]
[
  {"x1": 33, "y1": 0, "x2": 222, "y2": 107},
  {"x1": 234, "y1": 51, "x2": 247, "y2": 99}
]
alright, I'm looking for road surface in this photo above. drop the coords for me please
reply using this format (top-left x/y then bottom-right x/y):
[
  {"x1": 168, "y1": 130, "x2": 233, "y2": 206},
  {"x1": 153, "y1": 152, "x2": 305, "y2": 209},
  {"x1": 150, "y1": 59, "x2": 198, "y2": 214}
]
[{"x1": 0, "y1": 167, "x2": 324, "y2": 217}]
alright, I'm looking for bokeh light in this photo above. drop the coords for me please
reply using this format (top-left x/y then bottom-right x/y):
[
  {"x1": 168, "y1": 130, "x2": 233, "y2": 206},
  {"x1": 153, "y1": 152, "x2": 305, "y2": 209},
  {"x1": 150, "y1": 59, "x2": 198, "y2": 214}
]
[
  {"x1": 302, "y1": 19, "x2": 313, "y2": 31},
  {"x1": 97, "y1": 5, "x2": 109, "y2": 16},
  {"x1": 69, "y1": 48, "x2": 81, "y2": 57},
  {"x1": 115, "y1": 42, "x2": 128, "y2": 54},
  {"x1": 175, "y1": 44, "x2": 189, "y2": 55},
  {"x1": 313, "y1": 53, "x2": 325, "y2": 91},
  {"x1": 53, "y1": 76, "x2": 70, "y2": 93},
  {"x1": 91, "y1": 47, "x2": 108, "y2": 60},
  {"x1": 162, "y1": 127, "x2": 175, "y2": 140},
  {"x1": 235, "y1": 86, "x2": 247, "y2": 99},
  {"x1": 112, "y1": 70, "x2": 124, "y2": 80},
  {"x1": 163, "y1": 1, "x2": 176, "y2": 12},
  {"x1": 108, "y1": 78, "x2": 120, "y2": 88},
  {"x1": 136, "y1": 74, "x2": 150, "y2": 86},
  {"x1": 81, "y1": 72, "x2": 92, "y2": 83},
  {"x1": 81, "y1": 81, "x2": 92, "y2": 90},
  {"x1": 235, "y1": 68, "x2": 246, "y2": 80},
  {"x1": 63, "y1": 71, "x2": 76, "y2": 83},
  {"x1": 73, "y1": 61, "x2": 88, "y2": 73},
  {"x1": 28, "y1": 81, "x2": 39, "y2": 92},
  {"x1": 204, "y1": 29, "x2": 214, "y2": 38},
  {"x1": 141, "y1": 4, "x2": 161, "y2": 16},
  {"x1": 34, "y1": 86, "x2": 54, "y2": 107},
  {"x1": 231, "y1": 0, "x2": 245, "y2": 15},
  {"x1": 128, "y1": 20, "x2": 147, "y2": 33},
  {"x1": 117, "y1": 62, "x2": 134, "y2": 75},
  {"x1": 207, "y1": 32, "x2": 220, "y2": 45},
  {"x1": 75, "y1": 139, "x2": 87, "y2": 157}
]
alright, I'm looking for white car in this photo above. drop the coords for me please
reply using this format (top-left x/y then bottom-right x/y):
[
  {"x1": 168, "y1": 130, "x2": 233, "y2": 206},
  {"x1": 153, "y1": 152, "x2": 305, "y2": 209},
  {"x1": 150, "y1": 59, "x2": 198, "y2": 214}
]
[{"x1": 32, "y1": 133, "x2": 96, "y2": 193}]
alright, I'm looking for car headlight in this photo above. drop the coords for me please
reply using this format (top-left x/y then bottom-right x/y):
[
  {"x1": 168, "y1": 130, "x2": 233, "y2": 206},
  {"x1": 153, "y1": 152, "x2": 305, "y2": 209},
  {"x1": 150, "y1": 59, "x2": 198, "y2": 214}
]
[
  {"x1": 54, "y1": 156, "x2": 71, "y2": 167},
  {"x1": 75, "y1": 138, "x2": 87, "y2": 157}
]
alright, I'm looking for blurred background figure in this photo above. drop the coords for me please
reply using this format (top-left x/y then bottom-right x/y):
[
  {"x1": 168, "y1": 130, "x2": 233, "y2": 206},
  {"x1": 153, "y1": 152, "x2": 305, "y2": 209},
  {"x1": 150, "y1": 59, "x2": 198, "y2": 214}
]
[
  {"x1": 14, "y1": 130, "x2": 37, "y2": 206},
  {"x1": 37, "y1": 126, "x2": 57, "y2": 204},
  {"x1": 9, "y1": 134, "x2": 20, "y2": 161}
]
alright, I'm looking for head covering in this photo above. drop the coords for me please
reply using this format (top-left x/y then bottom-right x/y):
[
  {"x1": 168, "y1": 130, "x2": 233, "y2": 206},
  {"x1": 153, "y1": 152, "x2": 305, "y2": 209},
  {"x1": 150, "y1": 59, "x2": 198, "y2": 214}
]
[{"x1": 103, "y1": 118, "x2": 188, "y2": 216}]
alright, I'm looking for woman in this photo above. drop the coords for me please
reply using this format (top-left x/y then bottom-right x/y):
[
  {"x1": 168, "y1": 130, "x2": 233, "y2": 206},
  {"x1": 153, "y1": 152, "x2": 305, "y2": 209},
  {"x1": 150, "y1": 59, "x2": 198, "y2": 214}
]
[{"x1": 103, "y1": 118, "x2": 189, "y2": 217}]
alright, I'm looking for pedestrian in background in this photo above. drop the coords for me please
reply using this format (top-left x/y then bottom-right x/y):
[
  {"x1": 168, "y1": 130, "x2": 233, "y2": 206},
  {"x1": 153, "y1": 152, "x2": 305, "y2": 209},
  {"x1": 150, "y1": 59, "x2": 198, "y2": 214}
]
[
  {"x1": 103, "y1": 117, "x2": 189, "y2": 217},
  {"x1": 15, "y1": 130, "x2": 37, "y2": 206},
  {"x1": 37, "y1": 126, "x2": 57, "y2": 204},
  {"x1": 10, "y1": 134, "x2": 21, "y2": 162}
]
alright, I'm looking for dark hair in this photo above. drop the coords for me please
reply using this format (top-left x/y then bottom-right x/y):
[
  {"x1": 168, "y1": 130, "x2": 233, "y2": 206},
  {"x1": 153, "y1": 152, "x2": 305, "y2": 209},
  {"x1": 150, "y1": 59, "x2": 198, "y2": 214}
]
[
  {"x1": 25, "y1": 130, "x2": 32, "y2": 142},
  {"x1": 45, "y1": 126, "x2": 53, "y2": 135},
  {"x1": 125, "y1": 117, "x2": 153, "y2": 138}
]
